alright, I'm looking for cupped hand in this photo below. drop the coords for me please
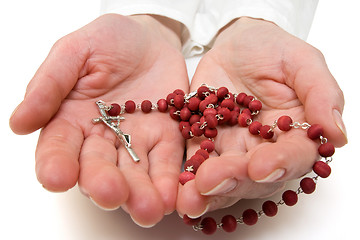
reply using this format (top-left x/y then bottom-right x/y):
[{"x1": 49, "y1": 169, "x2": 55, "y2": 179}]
[
  {"x1": 177, "y1": 17, "x2": 347, "y2": 218},
  {"x1": 10, "y1": 14, "x2": 189, "y2": 227}
]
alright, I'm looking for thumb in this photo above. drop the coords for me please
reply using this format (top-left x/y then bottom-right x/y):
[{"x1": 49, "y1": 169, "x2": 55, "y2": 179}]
[
  {"x1": 287, "y1": 48, "x2": 347, "y2": 147},
  {"x1": 9, "y1": 33, "x2": 88, "y2": 135}
]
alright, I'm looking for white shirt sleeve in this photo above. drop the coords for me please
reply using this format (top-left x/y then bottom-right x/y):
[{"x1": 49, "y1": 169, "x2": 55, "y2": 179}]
[{"x1": 100, "y1": 0, "x2": 318, "y2": 57}]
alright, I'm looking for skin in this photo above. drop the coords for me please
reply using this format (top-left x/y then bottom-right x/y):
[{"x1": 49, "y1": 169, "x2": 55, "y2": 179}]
[
  {"x1": 176, "y1": 17, "x2": 347, "y2": 218},
  {"x1": 9, "y1": 14, "x2": 188, "y2": 227},
  {"x1": 10, "y1": 14, "x2": 347, "y2": 226}
]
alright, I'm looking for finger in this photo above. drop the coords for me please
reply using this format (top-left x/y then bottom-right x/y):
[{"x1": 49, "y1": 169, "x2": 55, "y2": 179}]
[
  {"x1": 9, "y1": 33, "x2": 89, "y2": 135},
  {"x1": 118, "y1": 136, "x2": 165, "y2": 228},
  {"x1": 148, "y1": 135, "x2": 184, "y2": 215},
  {"x1": 35, "y1": 118, "x2": 83, "y2": 192},
  {"x1": 78, "y1": 134, "x2": 129, "y2": 210},
  {"x1": 247, "y1": 131, "x2": 318, "y2": 183},
  {"x1": 285, "y1": 47, "x2": 346, "y2": 147}
]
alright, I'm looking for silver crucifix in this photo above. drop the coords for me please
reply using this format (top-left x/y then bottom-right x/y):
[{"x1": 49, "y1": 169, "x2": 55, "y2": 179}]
[{"x1": 92, "y1": 100, "x2": 140, "y2": 162}]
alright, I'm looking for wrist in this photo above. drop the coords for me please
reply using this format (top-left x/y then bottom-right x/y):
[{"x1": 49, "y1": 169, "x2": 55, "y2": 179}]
[{"x1": 130, "y1": 14, "x2": 182, "y2": 50}]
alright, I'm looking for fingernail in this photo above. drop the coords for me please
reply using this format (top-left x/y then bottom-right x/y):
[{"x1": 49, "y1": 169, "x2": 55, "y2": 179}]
[
  {"x1": 201, "y1": 178, "x2": 238, "y2": 196},
  {"x1": 130, "y1": 216, "x2": 156, "y2": 228},
  {"x1": 333, "y1": 109, "x2": 348, "y2": 143},
  {"x1": 187, "y1": 204, "x2": 210, "y2": 219},
  {"x1": 90, "y1": 197, "x2": 120, "y2": 211},
  {"x1": 255, "y1": 168, "x2": 285, "y2": 183}
]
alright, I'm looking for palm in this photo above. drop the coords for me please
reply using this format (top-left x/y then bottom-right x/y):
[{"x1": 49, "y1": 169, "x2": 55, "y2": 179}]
[
  {"x1": 178, "y1": 18, "x2": 321, "y2": 216},
  {"x1": 12, "y1": 14, "x2": 188, "y2": 226}
]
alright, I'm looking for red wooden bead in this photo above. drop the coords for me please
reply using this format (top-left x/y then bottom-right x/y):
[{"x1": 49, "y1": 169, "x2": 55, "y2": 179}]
[
  {"x1": 217, "y1": 87, "x2": 229, "y2": 99},
  {"x1": 217, "y1": 107, "x2": 231, "y2": 124},
  {"x1": 236, "y1": 92, "x2": 247, "y2": 105},
  {"x1": 249, "y1": 100, "x2": 262, "y2": 112},
  {"x1": 201, "y1": 217, "x2": 217, "y2": 235},
  {"x1": 184, "y1": 158, "x2": 201, "y2": 173},
  {"x1": 300, "y1": 177, "x2": 316, "y2": 194},
  {"x1": 277, "y1": 115, "x2": 293, "y2": 131},
  {"x1": 108, "y1": 103, "x2": 121, "y2": 116},
  {"x1": 282, "y1": 190, "x2": 298, "y2": 206},
  {"x1": 203, "y1": 108, "x2": 218, "y2": 117},
  {"x1": 141, "y1": 100, "x2": 152, "y2": 113},
  {"x1": 197, "y1": 86, "x2": 210, "y2": 100},
  {"x1": 191, "y1": 122, "x2": 204, "y2": 137},
  {"x1": 262, "y1": 200, "x2": 278, "y2": 217},
  {"x1": 260, "y1": 125, "x2": 274, "y2": 139},
  {"x1": 174, "y1": 94, "x2": 185, "y2": 109},
  {"x1": 307, "y1": 124, "x2": 323, "y2": 140},
  {"x1": 233, "y1": 106, "x2": 241, "y2": 113},
  {"x1": 228, "y1": 111, "x2": 239, "y2": 126},
  {"x1": 204, "y1": 127, "x2": 218, "y2": 138},
  {"x1": 124, "y1": 101, "x2": 136, "y2": 113},
  {"x1": 242, "y1": 209, "x2": 258, "y2": 225},
  {"x1": 187, "y1": 97, "x2": 201, "y2": 111},
  {"x1": 181, "y1": 126, "x2": 193, "y2": 139},
  {"x1": 179, "y1": 121, "x2": 190, "y2": 131},
  {"x1": 190, "y1": 154, "x2": 206, "y2": 163},
  {"x1": 157, "y1": 99, "x2": 168, "y2": 112},
  {"x1": 173, "y1": 89, "x2": 185, "y2": 95},
  {"x1": 179, "y1": 171, "x2": 195, "y2": 185},
  {"x1": 238, "y1": 113, "x2": 251, "y2": 127},
  {"x1": 180, "y1": 107, "x2": 191, "y2": 121},
  {"x1": 189, "y1": 114, "x2": 201, "y2": 125},
  {"x1": 221, "y1": 215, "x2": 237, "y2": 232},
  {"x1": 169, "y1": 107, "x2": 180, "y2": 121},
  {"x1": 200, "y1": 139, "x2": 215, "y2": 153},
  {"x1": 207, "y1": 94, "x2": 218, "y2": 105},
  {"x1": 318, "y1": 142, "x2": 335, "y2": 157},
  {"x1": 196, "y1": 149, "x2": 210, "y2": 159},
  {"x1": 199, "y1": 99, "x2": 211, "y2": 112},
  {"x1": 249, "y1": 121, "x2": 262, "y2": 135},
  {"x1": 243, "y1": 95, "x2": 254, "y2": 108},
  {"x1": 313, "y1": 161, "x2": 331, "y2": 178},
  {"x1": 183, "y1": 214, "x2": 201, "y2": 226},
  {"x1": 221, "y1": 99, "x2": 235, "y2": 110},
  {"x1": 166, "y1": 93, "x2": 176, "y2": 105},
  {"x1": 205, "y1": 114, "x2": 218, "y2": 128}
]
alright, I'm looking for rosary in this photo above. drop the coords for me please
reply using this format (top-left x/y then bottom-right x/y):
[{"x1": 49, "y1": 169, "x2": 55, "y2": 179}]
[{"x1": 92, "y1": 84, "x2": 335, "y2": 235}]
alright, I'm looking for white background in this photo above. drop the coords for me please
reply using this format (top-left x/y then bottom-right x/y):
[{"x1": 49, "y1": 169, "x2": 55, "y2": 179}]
[{"x1": 1, "y1": 1, "x2": 359, "y2": 239}]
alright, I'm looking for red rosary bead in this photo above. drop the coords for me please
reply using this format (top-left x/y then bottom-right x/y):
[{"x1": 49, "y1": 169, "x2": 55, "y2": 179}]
[
  {"x1": 228, "y1": 111, "x2": 239, "y2": 126},
  {"x1": 217, "y1": 87, "x2": 229, "y2": 100},
  {"x1": 169, "y1": 107, "x2": 181, "y2": 121},
  {"x1": 200, "y1": 139, "x2": 215, "y2": 153},
  {"x1": 181, "y1": 126, "x2": 193, "y2": 139},
  {"x1": 166, "y1": 93, "x2": 176, "y2": 105},
  {"x1": 318, "y1": 142, "x2": 335, "y2": 157},
  {"x1": 242, "y1": 209, "x2": 258, "y2": 225},
  {"x1": 196, "y1": 149, "x2": 209, "y2": 159},
  {"x1": 221, "y1": 99, "x2": 235, "y2": 110},
  {"x1": 124, "y1": 100, "x2": 136, "y2": 113},
  {"x1": 197, "y1": 86, "x2": 210, "y2": 100},
  {"x1": 204, "y1": 127, "x2": 218, "y2": 138},
  {"x1": 260, "y1": 125, "x2": 274, "y2": 139},
  {"x1": 249, "y1": 99, "x2": 262, "y2": 112},
  {"x1": 236, "y1": 92, "x2": 247, "y2": 105},
  {"x1": 262, "y1": 200, "x2": 278, "y2": 217},
  {"x1": 191, "y1": 122, "x2": 204, "y2": 137},
  {"x1": 313, "y1": 161, "x2": 331, "y2": 178},
  {"x1": 205, "y1": 114, "x2": 218, "y2": 128},
  {"x1": 243, "y1": 95, "x2": 254, "y2": 108},
  {"x1": 300, "y1": 177, "x2": 316, "y2": 194},
  {"x1": 217, "y1": 107, "x2": 231, "y2": 124},
  {"x1": 180, "y1": 107, "x2": 191, "y2": 121},
  {"x1": 249, "y1": 121, "x2": 262, "y2": 135},
  {"x1": 277, "y1": 115, "x2": 293, "y2": 131},
  {"x1": 282, "y1": 190, "x2": 298, "y2": 206},
  {"x1": 188, "y1": 97, "x2": 201, "y2": 111},
  {"x1": 221, "y1": 215, "x2": 237, "y2": 232},
  {"x1": 179, "y1": 171, "x2": 195, "y2": 185},
  {"x1": 173, "y1": 89, "x2": 185, "y2": 96},
  {"x1": 238, "y1": 113, "x2": 251, "y2": 127},
  {"x1": 201, "y1": 217, "x2": 217, "y2": 235},
  {"x1": 141, "y1": 100, "x2": 152, "y2": 113},
  {"x1": 108, "y1": 103, "x2": 121, "y2": 116},
  {"x1": 307, "y1": 124, "x2": 323, "y2": 140},
  {"x1": 174, "y1": 94, "x2": 185, "y2": 109},
  {"x1": 157, "y1": 99, "x2": 168, "y2": 112}
]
